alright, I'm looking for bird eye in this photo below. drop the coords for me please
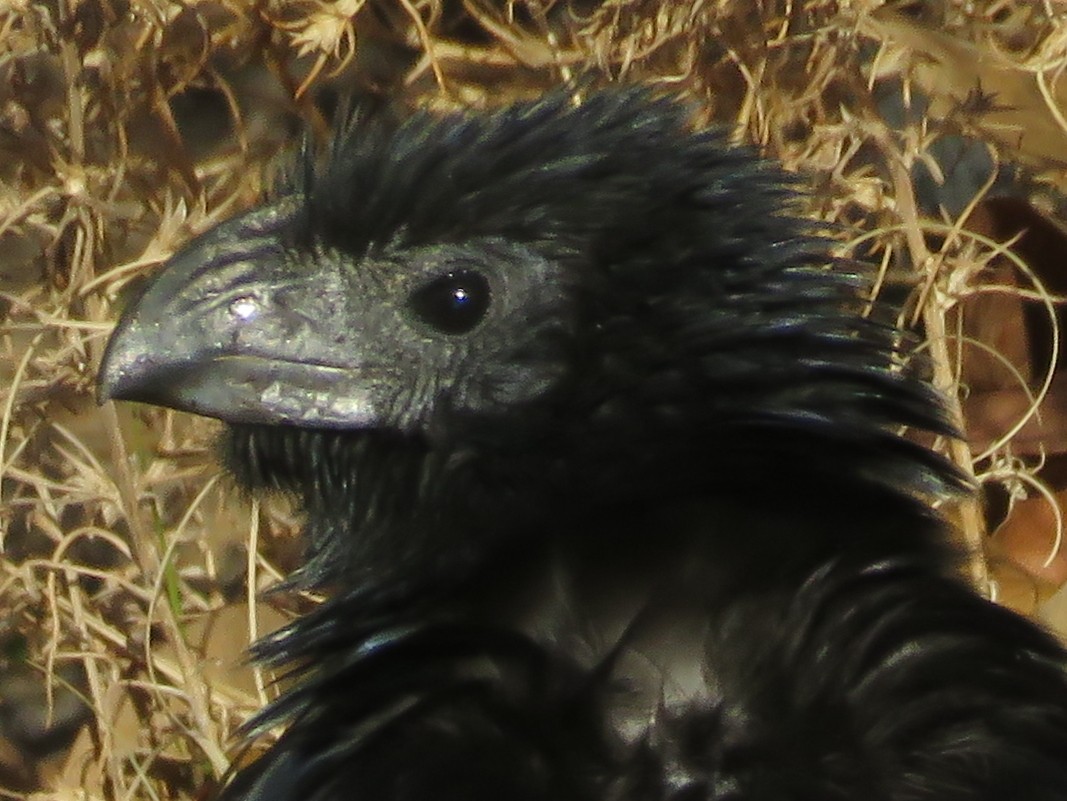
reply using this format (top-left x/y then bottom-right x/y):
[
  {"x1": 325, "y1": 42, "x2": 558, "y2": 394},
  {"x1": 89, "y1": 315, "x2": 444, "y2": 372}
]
[{"x1": 408, "y1": 270, "x2": 491, "y2": 335}]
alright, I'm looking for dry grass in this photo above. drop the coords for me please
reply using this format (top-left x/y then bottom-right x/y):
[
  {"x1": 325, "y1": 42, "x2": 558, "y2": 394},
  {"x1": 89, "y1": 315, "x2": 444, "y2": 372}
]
[{"x1": 2, "y1": 0, "x2": 1067, "y2": 797}]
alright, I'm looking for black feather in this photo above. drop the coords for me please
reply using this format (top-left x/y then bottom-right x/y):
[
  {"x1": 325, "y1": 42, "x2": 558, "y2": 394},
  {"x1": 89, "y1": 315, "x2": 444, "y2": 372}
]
[{"x1": 97, "y1": 87, "x2": 1067, "y2": 801}]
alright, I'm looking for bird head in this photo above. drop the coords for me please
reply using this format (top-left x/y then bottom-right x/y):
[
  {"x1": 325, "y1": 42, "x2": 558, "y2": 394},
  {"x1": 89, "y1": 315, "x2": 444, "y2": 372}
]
[{"x1": 98, "y1": 89, "x2": 957, "y2": 589}]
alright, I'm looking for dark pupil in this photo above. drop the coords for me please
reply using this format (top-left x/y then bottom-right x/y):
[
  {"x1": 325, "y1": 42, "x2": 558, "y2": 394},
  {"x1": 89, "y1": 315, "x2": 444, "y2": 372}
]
[{"x1": 409, "y1": 270, "x2": 491, "y2": 334}]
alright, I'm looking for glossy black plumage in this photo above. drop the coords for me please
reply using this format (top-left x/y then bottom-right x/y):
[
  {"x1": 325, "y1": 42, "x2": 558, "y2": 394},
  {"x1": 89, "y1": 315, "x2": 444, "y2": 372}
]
[{"x1": 99, "y1": 89, "x2": 1067, "y2": 800}]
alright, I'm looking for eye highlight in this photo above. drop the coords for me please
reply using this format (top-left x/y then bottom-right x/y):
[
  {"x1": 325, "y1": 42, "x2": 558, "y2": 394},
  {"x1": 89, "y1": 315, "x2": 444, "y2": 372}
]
[{"x1": 408, "y1": 270, "x2": 491, "y2": 334}]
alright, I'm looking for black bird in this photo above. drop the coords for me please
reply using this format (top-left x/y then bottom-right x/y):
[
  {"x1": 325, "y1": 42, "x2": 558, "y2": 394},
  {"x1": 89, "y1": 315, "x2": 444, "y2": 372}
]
[{"x1": 98, "y1": 89, "x2": 1067, "y2": 800}]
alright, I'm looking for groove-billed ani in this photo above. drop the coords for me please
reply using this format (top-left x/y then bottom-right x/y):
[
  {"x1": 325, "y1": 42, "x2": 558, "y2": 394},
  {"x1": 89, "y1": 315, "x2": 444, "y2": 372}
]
[{"x1": 98, "y1": 89, "x2": 1067, "y2": 800}]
